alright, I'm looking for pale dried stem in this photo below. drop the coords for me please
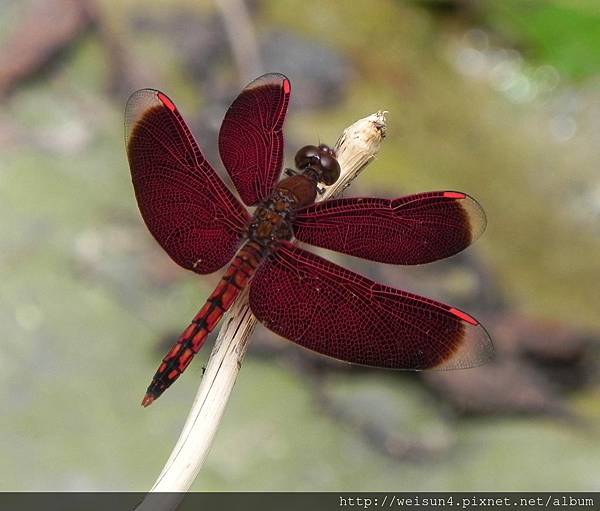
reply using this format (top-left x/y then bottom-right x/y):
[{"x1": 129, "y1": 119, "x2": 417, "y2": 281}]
[
  {"x1": 136, "y1": 111, "x2": 387, "y2": 508},
  {"x1": 214, "y1": 0, "x2": 263, "y2": 85}
]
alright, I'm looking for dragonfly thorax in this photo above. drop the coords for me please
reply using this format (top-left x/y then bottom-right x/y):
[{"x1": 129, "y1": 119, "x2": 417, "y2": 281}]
[
  {"x1": 247, "y1": 144, "x2": 341, "y2": 248},
  {"x1": 248, "y1": 188, "x2": 296, "y2": 247}
]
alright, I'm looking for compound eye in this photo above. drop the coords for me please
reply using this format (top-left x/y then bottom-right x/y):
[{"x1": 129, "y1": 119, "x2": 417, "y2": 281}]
[
  {"x1": 294, "y1": 145, "x2": 320, "y2": 169},
  {"x1": 319, "y1": 153, "x2": 341, "y2": 185},
  {"x1": 318, "y1": 143, "x2": 336, "y2": 157}
]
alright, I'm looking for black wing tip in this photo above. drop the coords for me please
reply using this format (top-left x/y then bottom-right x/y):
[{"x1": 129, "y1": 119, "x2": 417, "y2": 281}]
[
  {"x1": 434, "y1": 317, "x2": 495, "y2": 371},
  {"x1": 124, "y1": 89, "x2": 178, "y2": 150},
  {"x1": 443, "y1": 190, "x2": 488, "y2": 241},
  {"x1": 124, "y1": 89, "x2": 162, "y2": 133},
  {"x1": 125, "y1": 88, "x2": 161, "y2": 111},
  {"x1": 246, "y1": 73, "x2": 291, "y2": 92}
]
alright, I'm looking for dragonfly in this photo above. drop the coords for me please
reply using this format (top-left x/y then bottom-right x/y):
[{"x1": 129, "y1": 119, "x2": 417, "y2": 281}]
[{"x1": 125, "y1": 73, "x2": 493, "y2": 407}]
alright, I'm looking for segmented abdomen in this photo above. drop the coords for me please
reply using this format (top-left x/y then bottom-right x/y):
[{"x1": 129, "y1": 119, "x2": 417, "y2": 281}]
[{"x1": 142, "y1": 241, "x2": 264, "y2": 406}]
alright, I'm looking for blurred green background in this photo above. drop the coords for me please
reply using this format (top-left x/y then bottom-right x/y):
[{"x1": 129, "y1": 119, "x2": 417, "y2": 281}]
[{"x1": 1, "y1": 0, "x2": 599, "y2": 491}]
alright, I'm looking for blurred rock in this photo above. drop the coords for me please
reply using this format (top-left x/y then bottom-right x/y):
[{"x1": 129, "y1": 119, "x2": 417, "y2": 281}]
[
  {"x1": 261, "y1": 31, "x2": 353, "y2": 110},
  {"x1": 317, "y1": 373, "x2": 454, "y2": 462},
  {"x1": 424, "y1": 359, "x2": 569, "y2": 417},
  {"x1": 0, "y1": 0, "x2": 96, "y2": 97},
  {"x1": 491, "y1": 312, "x2": 597, "y2": 391},
  {"x1": 130, "y1": 9, "x2": 229, "y2": 84}
]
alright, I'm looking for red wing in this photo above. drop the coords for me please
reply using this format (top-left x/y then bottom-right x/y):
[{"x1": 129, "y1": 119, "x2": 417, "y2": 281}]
[
  {"x1": 293, "y1": 191, "x2": 486, "y2": 265},
  {"x1": 125, "y1": 89, "x2": 250, "y2": 274},
  {"x1": 218, "y1": 73, "x2": 291, "y2": 206},
  {"x1": 249, "y1": 242, "x2": 493, "y2": 370}
]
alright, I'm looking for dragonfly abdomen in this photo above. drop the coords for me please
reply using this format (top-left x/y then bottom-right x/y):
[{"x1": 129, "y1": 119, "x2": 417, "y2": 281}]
[{"x1": 142, "y1": 241, "x2": 265, "y2": 406}]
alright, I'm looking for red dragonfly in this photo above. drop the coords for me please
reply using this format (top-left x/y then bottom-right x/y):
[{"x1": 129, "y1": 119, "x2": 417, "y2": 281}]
[{"x1": 125, "y1": 74, "x2": 492, "y2": 407}]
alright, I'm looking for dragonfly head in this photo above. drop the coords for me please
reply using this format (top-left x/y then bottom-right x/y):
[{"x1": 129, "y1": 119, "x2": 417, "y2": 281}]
[{"x1": 294, "y1": 144, "x2": 341, "y2": 186}]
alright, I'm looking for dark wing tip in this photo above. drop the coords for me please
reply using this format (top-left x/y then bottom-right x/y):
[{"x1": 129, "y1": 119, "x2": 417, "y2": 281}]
[
  {"x1": 449, "y1": 191, "x2": 487, "y2": 245},
  {"x1": 246, "y1": 72, "x2": 291, "y2": 88},
  {"x1": 433, "y1": 311, "x2": 494, "y2": 370},
  {"x1": 125, "y1": 88, "x2": 160, "y2": 119},
  {"x1": 124, "y1": 89, "x2": 165, "y2": 148}
]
